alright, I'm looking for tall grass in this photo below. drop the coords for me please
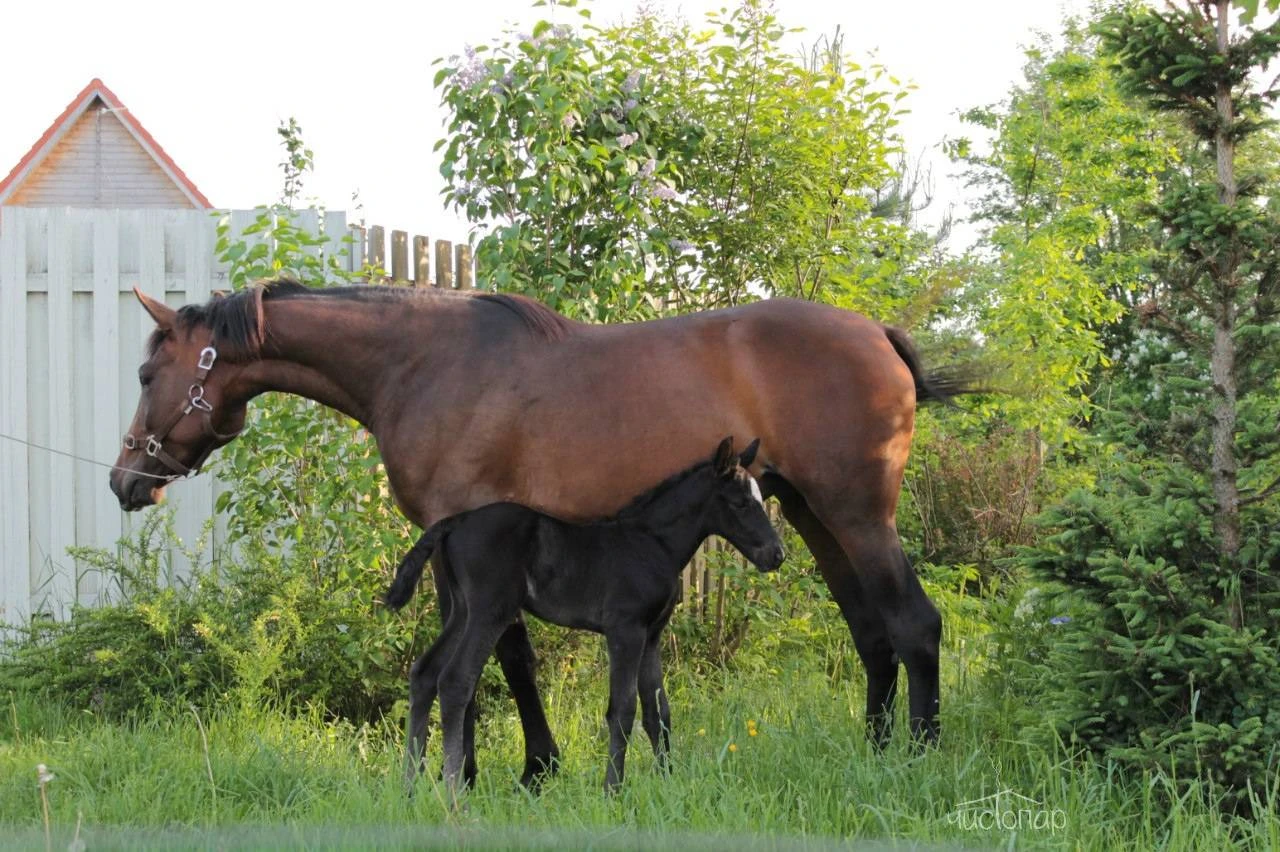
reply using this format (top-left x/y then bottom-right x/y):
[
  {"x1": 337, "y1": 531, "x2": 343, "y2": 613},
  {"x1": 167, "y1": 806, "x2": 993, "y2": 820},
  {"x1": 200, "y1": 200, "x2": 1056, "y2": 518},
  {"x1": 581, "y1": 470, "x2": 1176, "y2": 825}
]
[{"x1": 2, "y1": 635, "x2": 1274, "y2": 851}]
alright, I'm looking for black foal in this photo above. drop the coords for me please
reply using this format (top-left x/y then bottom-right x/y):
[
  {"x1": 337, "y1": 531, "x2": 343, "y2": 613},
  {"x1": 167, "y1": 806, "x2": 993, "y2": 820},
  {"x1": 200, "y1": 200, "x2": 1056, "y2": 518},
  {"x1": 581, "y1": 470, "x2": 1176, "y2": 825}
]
[{"x1": 384, "y1": 437, "x2": 784, "y2": 794}]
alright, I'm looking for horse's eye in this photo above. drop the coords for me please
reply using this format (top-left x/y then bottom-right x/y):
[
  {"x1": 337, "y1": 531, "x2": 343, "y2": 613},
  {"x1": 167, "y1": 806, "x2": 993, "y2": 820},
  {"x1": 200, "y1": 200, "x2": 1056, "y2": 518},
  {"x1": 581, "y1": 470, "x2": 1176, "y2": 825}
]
[{"x1": 139, "y1": 373, "x2": 153, "y2": 389}]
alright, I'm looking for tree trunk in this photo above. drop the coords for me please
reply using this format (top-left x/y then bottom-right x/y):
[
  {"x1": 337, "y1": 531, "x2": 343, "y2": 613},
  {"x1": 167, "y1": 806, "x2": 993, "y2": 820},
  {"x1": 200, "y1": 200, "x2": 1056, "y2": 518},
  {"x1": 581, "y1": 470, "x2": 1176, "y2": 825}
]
[{"x1": 1210, "y1": 0, "x2": 1242, "y2": 628}]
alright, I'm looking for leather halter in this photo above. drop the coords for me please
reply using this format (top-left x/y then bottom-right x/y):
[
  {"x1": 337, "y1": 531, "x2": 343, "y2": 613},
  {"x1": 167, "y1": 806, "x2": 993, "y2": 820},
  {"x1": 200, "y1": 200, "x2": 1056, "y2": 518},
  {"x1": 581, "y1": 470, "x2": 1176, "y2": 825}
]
[{"x1": 122, "y1": 343, "x2": 242, "y2": 479}]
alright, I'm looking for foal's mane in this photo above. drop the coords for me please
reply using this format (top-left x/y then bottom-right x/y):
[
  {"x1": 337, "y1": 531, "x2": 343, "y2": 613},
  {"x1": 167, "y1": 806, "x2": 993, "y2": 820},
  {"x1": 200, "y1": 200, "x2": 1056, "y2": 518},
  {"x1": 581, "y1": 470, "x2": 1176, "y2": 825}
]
[
  {"x1": 149, "y1": 276, "x2": 573, "y2": 360},
  {"x1": 609, "y1": 459, "x2": 716, "y2": 523}
]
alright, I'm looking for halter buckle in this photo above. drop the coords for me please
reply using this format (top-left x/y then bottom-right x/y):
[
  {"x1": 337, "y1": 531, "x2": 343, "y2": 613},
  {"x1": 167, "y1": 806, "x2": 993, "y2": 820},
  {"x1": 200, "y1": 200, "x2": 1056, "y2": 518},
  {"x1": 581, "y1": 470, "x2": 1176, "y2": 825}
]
[
  {"x1": 123, "y1": 434, "x2": 137, "y2": 450},
  {"x1": 145, "y1": 436, "x2": 162, "y2": 458},
  {"x1": 188, "y1": 384, "x2": 213, "y2": 412},
  {"x1": 197, "y1": 347, "x2": 217, "y2": 372}
]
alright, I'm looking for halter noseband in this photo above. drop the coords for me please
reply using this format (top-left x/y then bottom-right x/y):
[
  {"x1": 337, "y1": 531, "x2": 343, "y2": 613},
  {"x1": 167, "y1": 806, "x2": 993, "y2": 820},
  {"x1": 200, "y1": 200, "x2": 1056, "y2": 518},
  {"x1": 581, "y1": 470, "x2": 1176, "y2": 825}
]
[{"x1": 122, "y1": 343, "x2": 242, "y2": 480}]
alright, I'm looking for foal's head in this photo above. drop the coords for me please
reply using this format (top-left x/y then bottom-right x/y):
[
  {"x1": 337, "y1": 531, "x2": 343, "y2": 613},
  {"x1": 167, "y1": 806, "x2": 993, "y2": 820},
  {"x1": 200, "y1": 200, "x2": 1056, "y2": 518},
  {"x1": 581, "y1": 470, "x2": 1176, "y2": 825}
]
[{"x1": 700, "y1": 437, "x2": 785, "y2": 572}]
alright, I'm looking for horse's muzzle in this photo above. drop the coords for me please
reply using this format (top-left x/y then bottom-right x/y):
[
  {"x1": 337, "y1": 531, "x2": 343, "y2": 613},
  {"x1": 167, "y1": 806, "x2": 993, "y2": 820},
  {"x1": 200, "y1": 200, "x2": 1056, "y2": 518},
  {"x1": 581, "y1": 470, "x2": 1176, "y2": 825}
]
[
  {"x1": 756, "y1": 543, "x2": 785, "y2": 573},
  {"x1": 110, "y1": 471, "x2": 164, "y2": 511}
]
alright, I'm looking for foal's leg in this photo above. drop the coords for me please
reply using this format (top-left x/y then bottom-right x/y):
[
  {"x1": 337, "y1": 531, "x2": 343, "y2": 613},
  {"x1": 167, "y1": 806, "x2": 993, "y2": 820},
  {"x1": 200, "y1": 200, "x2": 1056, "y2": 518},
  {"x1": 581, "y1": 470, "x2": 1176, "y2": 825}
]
[
  {"x1": 767, "y1": 476, "x2": 901, "y2": 748},
  {"x1": 603, "y1": 627, "x2": 647, "y2": 792},
  {"x1": 405, "y1": 613, "x2": 465, "y2": 788},
  {"x1": 437, "y1": 613, "x2": 515, "y2": 800},
  {"x1": 437, "y1": 554, "x2": 560, "y2": 788},
  {"x1": 494, "y1": 615, "x2": 561, "y2": 787},
  {"x1": 429, "y1": 552, "x2": 478, "y2": 787},
  {"x1": 637, "y1": 626, "x2": 671, "y2": 770}
]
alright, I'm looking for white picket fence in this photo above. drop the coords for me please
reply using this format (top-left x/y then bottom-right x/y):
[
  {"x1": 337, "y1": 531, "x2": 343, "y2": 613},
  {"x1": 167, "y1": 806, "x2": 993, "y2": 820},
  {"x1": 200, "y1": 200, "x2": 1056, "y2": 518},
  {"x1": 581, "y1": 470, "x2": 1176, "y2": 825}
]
[{"x1": 0, "y1": 207, "x2": 368, "y2": 626}]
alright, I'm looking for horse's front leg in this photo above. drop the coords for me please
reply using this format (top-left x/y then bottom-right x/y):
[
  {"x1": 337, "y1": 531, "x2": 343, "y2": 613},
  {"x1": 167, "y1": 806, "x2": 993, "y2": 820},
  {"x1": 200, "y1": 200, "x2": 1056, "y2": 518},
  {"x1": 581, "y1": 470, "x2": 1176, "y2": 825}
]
[{"x1": 603, "y1": 627, "x2": 646, "y2": 793}]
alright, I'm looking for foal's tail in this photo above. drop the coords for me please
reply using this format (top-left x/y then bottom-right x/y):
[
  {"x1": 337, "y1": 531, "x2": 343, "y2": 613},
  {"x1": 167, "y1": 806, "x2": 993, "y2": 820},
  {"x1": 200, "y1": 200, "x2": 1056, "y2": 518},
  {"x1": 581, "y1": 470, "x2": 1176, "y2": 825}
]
[
  {"x1": 883, "y1": 325, "x2": 985, "y2": 408},
  {"x1": 382, "y1": 521, "x2": 452, "y2": 610}
]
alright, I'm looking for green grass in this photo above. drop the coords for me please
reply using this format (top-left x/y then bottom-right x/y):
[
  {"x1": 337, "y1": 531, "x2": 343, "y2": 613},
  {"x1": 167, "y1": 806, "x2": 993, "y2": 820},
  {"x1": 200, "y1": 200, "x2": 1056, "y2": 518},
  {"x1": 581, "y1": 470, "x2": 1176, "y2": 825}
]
[{"x1": 2, "y1": 644, "x2": 1275, "y2": 852}]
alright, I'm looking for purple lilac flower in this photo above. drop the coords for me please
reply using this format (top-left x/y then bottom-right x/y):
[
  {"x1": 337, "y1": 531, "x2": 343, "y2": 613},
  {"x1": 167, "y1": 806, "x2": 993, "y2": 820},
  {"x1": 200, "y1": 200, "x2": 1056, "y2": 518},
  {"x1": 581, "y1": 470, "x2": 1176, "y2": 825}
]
[
  {"x1": 650, "y1": 183, "x2": 677, "y2": 201},
  {"x1": 668, "y1": 238, "x2": 694, "y2": 253},
  {"x1": 640, "y1": 158, "x2": 656, "y2": 178},
  {"x1": 1049, "y1": 616, "x2": 1072, "y2": 625},
  {"x1": 623, "y1": 98, "x2": 638, "y2": 112},
  {"x1": 622, "y1": 70, "x2": 641, "y2": 94},
  {"x1": 617, "y1": 132, "x2": 639, "y2": 149},
  {"x1": 561, "y1": 113, "x2": 578, "y2": 130},
  {"x1": 455, "y1": 63, "x2": 487, "y2": 90},
  {"x1": 452, "y1": 46, "x2": 488, "y2": 90}
]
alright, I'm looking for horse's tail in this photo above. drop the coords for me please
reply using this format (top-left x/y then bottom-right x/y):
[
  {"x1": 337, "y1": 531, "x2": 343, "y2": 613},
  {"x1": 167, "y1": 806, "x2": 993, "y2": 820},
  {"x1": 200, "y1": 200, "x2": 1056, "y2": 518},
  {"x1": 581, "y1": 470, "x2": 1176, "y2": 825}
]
[
  {"x1": 382, "y1": 520, "x2": 453, "y2": 610},
  {"x1": 883, "y1": 325, "x2": 983, "y2": 408}
]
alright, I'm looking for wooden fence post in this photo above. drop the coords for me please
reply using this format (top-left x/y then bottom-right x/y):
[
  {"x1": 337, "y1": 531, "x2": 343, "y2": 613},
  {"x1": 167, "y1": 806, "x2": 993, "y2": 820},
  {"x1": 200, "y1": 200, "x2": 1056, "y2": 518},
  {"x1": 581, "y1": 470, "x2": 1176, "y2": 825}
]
[
  {"x1": 413, "y1": 236, "x2": 430, "y2": 286},
  {"x1": 455, "y1": 244, "x2": 473, "y2": 289},
  {"x1": 391, "y1": 230, "x2": 409, "y2": 283},
  {"x1": 367, "y1": 225, "x2": 385, "y2": 277},
  {"x1": 435, "y1": 239, "x2": 454, "y2": 289}
]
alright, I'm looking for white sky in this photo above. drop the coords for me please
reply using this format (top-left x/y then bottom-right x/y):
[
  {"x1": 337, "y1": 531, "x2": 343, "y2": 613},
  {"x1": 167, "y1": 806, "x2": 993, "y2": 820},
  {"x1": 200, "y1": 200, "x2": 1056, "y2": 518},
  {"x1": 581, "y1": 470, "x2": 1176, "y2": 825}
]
[{"x1": 2, "y1": 0, "x2": 1092, "y2": 248}]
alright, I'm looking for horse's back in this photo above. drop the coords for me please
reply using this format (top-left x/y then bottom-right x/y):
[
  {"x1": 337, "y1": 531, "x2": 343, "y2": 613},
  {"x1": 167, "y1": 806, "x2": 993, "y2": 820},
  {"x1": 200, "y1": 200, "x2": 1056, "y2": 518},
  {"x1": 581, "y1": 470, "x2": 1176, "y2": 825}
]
[
  {"x1": 515, "y1": 300, "x2": 915, "y2": 513},
  {"x1": 404, "y1": 298, "x2": 916, "y2": 528}
]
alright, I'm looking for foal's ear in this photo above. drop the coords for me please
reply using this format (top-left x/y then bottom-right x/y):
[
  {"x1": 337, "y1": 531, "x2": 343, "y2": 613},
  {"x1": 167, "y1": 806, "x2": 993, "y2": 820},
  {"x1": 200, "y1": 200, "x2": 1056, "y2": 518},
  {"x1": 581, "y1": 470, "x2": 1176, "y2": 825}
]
[
  {"x1": 713, "y1": 436, "x2": 736, "y2": 475},
  {"x1": 739, "y1": 438, "x2": 761, "y2": 468},
  {"x1": 134, "y1": 286, "x2": 176, "y2": 330}
]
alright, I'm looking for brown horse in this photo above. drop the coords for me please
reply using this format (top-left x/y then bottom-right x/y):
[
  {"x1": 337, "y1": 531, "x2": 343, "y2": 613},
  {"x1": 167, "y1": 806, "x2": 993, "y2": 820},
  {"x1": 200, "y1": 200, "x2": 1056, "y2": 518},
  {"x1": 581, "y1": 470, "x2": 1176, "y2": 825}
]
[{"x1": 110, "y1": 277, "x2": 964, "y2": 775}]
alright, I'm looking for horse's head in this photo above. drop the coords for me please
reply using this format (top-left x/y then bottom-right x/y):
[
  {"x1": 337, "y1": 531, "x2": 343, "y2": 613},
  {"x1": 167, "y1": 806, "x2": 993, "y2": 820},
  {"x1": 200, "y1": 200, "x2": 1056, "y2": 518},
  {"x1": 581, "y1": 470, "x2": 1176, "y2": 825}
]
[
  {"x1": 706, "y1": 437, "x2": 785, "y2": 572},
  {"x1": 109, "y1": 288, "x2": 251, "y2": 510}
]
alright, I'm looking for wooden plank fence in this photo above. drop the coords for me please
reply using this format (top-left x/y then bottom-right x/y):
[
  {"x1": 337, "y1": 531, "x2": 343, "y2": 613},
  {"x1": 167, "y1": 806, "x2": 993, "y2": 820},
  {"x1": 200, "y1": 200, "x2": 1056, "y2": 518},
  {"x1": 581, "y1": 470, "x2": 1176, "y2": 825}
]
[
  {"x1": 352, "y1": 224, "x2": 473, "y2": 289},
  {"x1": 0, "y1": 207, "x2": 476, "y2": 626}
]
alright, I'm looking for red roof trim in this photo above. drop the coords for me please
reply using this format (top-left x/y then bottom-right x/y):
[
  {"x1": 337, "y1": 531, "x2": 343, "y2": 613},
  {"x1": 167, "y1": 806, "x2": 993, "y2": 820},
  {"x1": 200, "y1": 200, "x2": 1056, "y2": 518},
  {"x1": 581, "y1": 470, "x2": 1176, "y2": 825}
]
[{"x1": 0, "y1": 78, "x2": 213, "y2": 208}]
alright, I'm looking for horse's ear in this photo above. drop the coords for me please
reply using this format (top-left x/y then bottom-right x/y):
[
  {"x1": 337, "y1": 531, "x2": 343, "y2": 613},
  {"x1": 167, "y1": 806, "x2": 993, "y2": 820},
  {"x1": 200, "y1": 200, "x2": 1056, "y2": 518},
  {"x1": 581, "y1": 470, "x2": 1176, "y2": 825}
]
[
  {"x1": 134, "y1": 286, "x2": 176, "y2": 330},
  {"x1": 713, "y1": 436, "x2": 736, "y2": 475},
  {"x1": 739, "y1": 438, "x2": 760, "y2": 468}
]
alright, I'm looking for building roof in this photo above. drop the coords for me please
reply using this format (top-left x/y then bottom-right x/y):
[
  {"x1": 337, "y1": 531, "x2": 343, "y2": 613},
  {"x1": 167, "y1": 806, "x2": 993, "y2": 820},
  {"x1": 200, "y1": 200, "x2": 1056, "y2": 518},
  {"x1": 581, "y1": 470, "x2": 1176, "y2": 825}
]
[{"x1": 0, "y1": 78, "x2": 212, "y2": 208}]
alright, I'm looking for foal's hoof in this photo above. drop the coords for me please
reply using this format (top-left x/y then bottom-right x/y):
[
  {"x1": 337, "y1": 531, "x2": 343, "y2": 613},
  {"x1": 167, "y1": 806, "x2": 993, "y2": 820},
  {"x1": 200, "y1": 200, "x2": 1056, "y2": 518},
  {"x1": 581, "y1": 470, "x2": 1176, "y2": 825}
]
[{"x1": 518, "y1": 751, "x2": 561, "y2": 792}]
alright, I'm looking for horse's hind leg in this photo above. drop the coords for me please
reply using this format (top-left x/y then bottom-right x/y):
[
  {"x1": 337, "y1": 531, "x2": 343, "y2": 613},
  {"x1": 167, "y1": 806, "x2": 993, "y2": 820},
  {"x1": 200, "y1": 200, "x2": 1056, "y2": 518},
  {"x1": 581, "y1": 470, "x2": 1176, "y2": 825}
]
[
  {"x1": 494, "y1": 615, "x2": 560, "y2": 787},
  {"x1": 824, "y1": 518, "x2": 941, "y2": 746},
  {"x1": 765, "y1": 475, "x2": 901, "y2": 747}
]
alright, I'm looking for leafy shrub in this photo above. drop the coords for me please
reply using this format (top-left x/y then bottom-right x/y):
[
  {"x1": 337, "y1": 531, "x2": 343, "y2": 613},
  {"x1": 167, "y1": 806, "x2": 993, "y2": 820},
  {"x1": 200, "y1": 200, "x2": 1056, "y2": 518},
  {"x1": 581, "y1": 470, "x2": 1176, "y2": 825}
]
[
  {"x1": 902, "y1": 423, "x2": 1051, "y2": 586},
  {"x1": 437, "y1": 0, "x2": 919, "y2": 316},
  {"x1": 0, "y1": 513, "x2": 215, "y2": 717},
  {"x1": 0, "y1": 509, "x2": 434, "y2": 722}
]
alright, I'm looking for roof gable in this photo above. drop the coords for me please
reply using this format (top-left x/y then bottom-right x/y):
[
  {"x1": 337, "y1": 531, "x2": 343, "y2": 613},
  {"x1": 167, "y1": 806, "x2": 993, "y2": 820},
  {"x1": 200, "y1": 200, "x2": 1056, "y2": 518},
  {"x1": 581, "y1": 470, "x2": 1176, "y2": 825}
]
[{"x1": 0, "y1": 78, "x2": 212, "y2": 209}]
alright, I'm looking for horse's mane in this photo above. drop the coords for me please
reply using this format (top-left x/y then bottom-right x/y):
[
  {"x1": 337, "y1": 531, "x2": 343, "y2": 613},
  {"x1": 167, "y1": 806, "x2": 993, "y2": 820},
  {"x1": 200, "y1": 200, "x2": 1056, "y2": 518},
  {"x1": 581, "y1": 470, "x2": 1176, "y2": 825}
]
[{"x1": 149, "y1": 276, "x2": 573, "y2": 360}]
